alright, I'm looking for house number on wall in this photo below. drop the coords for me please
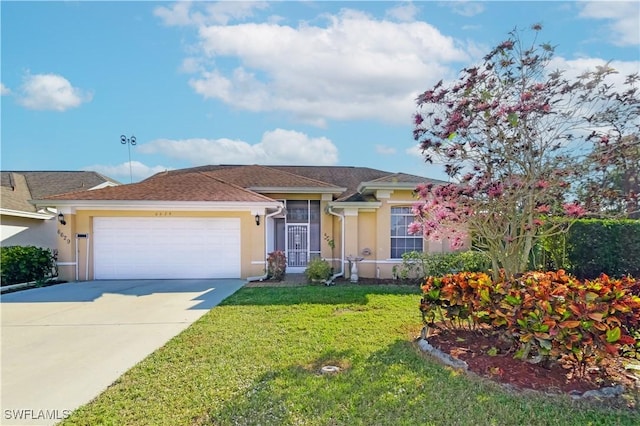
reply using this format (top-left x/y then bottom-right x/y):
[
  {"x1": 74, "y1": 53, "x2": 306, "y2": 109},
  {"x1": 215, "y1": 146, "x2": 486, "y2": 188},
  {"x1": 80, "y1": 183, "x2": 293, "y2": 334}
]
[
  {"x1": 57, "y1": 229, "x2": 71, "y2": 244},
  {"x1": 154, "y1": 212, "x2": 172, "y2": 216}
]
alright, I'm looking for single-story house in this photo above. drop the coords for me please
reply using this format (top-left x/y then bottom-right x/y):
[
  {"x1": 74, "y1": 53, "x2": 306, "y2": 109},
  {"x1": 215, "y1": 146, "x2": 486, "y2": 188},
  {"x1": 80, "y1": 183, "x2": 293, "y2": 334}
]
[
  {"x1": 33, "y1": 165, "x2": 457, "y2": 281},
  {"x1": 1, "y1": 171, "x2": 119, "y2": 249}
]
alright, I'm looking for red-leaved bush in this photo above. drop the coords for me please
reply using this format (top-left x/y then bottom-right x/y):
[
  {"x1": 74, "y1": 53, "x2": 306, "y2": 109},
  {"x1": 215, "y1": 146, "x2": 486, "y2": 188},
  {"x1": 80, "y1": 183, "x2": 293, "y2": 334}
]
[
  {"x1": 420, "y1": 270, "x2": 640, "y2": 370},
  {"x1": 267, "y1": 251, "x2": 287, "y2": 281}
]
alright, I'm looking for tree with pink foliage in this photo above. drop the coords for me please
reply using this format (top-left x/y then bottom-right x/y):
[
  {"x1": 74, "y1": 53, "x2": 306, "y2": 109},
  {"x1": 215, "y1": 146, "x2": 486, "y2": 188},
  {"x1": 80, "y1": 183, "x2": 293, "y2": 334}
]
[{"x1": 411, "y1": 25, "x2": 629, "y2": 279}]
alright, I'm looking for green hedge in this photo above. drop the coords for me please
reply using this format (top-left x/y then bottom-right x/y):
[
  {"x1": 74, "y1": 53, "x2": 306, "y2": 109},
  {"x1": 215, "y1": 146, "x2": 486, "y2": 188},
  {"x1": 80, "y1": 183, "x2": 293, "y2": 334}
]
[
  {"x1": 393, "y1": 250, "x2": 491, "y2": 283},
  {"x1": 539, "y1": 219, "x2": 640, "y2": 279},
  {"x1": 0, "y1": 246, "x2": 58, "y2": 286}
]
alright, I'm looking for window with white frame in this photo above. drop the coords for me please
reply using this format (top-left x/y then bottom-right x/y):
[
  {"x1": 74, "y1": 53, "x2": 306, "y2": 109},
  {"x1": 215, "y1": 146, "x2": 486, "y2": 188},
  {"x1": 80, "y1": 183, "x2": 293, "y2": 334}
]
[{"x1": 390, "y1": 206, "x2": 423, "y2": 258}]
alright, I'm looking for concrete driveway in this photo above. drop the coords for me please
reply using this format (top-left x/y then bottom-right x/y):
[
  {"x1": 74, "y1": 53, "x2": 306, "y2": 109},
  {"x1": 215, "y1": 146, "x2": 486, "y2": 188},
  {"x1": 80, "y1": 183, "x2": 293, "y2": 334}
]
[{"x1": 1, "y1": 279, "x2": 245, "y2": 425}]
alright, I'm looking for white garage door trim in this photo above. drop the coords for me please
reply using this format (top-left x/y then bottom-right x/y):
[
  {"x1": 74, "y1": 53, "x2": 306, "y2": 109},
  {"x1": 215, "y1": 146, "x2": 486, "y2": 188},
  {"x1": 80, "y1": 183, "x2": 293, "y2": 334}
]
[{"x1": 93, "y1": 217, "x2": 241, "y2": 279}]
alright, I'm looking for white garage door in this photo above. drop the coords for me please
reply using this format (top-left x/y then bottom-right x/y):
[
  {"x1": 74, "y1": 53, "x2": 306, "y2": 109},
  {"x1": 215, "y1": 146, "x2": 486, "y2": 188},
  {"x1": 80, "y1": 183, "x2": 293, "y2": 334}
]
[{"x1": 93, "y1": 217, "x2": 241, "y2": 279}]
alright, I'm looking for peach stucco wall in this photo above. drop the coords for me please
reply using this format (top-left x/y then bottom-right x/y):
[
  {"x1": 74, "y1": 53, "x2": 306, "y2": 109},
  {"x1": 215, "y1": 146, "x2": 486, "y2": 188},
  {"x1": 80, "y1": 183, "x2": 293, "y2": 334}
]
[
  {"x1": 342, "y1": 189, "x2": 463, "y2": 280},
  {"x1": 351, "y1": 190, "x2": 420, "y2": 279},
  {"x1": 55, "y1": 209, "x2": 265, "y2": 281},
  {"x1": 54, "y1": 189, "x2": 461, "y2": 282}
]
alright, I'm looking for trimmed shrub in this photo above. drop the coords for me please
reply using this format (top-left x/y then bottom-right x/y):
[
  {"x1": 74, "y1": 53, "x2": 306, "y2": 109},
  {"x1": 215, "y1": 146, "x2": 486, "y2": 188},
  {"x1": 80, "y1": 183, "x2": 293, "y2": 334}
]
[
  {"x1": 420, "y1": 270, "x2": 640, "y2": 371},
  {"x1": 304, "y1": 258, "x2": 332, "y2": 282},
  {"x1": 267, "y1": 251, "x2": 287, "y2": 281},
  {"x1": 394, "y1": 250, "x2": 491, "y2": 283},
  {"x1": 1, "y1": 246, "x2": 58, "y2": 286}
]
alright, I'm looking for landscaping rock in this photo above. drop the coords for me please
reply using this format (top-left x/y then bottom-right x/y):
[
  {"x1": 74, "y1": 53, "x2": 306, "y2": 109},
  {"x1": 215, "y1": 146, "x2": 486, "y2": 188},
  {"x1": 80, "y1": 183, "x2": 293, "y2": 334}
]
[
  {"x1": 417, "y1": 338, "x2": 468, "y2": 371},
  {"x1": 578, "y1": 385, "x2": 625, "y2": 400}
]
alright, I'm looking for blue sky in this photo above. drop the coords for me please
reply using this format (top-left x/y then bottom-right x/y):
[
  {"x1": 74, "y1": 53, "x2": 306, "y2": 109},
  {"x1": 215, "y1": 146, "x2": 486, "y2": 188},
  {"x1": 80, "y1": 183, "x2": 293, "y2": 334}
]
[{"x1": 2, "y1": 1, "x2": 639, "y2": 183}]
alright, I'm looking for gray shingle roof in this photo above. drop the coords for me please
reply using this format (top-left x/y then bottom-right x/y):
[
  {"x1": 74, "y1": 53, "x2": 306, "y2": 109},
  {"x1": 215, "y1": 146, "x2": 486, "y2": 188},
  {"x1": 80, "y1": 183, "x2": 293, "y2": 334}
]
[
  {"x1": 1, "y1": 171, "x2": 120, "y2": 199},
  {"x1": 1, "y1": 171, "x2": 121, "y2": 213},
  {"x1": 1, "y1": 173, "x2": 36, "y2": 212}
]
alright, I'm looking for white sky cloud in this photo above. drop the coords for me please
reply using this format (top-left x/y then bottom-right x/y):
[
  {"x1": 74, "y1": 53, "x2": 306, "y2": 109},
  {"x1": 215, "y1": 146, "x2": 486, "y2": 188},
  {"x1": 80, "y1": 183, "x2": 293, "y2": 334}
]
[
  {"x1": 138, "y1": 129, "x2": 339, "y2": 166},
  {"x1": 376, "y1": 144, "x2": 397, "y2": 155},
  {"x1": 406, "y1": 144, "x2": 423, "y2": 159},
  {"x1": 154, "y1": 1, "x2": 269, "y2": 26},
  {"x1": 84, "y1": 161, "x2": 170, "y2": 182},
  {"x1": 579, "y1": 2, "x2": 640, "y2": 46},
  {"x1": 154, "y1": 1, "x2": 195, "y2": 26},
  {"x1": 385, "y1": 2, "x2": 420, "y2": 22},
  {"x1": 180, "y1": 57, "x2": 203, "y2": 74},
  {"x1": 17, "y1": 73, "x2": 92, "y2": 111},
  {"x1": 446, "y1": 1, "x2": 485, "y2": 17},
  {"x1": 167, "y1": 7, "x2": 470, "y2": 126},
  {"x1": 1, "y1": 83, "x2": 10, "y2": 95},
  {"x1": 202, "y1": 1, "x2": 269, "y2": 25},
  {"x1": 549, "y1": 57, "x2": 640, "y2": 90}
]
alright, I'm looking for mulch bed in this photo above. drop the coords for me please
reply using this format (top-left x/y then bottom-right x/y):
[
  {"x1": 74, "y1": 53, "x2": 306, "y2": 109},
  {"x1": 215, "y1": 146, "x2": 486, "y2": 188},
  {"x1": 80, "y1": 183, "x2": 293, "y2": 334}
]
[{"x1": 425, "y1": 328, "x2": 640, "y2": 398}]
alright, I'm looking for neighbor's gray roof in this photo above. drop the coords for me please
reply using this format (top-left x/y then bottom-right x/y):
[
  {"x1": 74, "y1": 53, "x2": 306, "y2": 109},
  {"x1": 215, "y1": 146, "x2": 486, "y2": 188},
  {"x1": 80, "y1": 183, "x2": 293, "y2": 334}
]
[
  {"x1": 1, "y1": 171, "x2": 121, "y2": 213},
  {"x1": 1, "y1": 171, "x2": 120, "y2": 199},
  {"x1": 1, "y1": 173, "x2": 36, "y2": 212}
]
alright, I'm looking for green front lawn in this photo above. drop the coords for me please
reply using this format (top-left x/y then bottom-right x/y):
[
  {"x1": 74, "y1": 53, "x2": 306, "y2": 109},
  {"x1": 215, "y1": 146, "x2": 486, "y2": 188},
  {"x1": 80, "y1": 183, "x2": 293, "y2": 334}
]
[{"x1": 63, "y1": 285, "x2": 638, "y2": 425}]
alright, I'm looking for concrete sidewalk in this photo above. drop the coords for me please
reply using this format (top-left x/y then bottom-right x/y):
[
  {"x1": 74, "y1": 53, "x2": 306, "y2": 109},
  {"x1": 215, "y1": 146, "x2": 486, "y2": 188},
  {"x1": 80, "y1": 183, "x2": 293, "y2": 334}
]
[{"x1": 1, "y1": 279, "x2": 245, "y2": 425}]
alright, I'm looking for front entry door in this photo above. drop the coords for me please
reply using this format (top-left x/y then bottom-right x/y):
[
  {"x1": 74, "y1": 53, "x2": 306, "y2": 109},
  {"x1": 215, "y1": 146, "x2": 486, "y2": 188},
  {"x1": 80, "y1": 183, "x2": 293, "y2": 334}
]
[{"x1": 287, "y1": 224, "x2": 308, "y2": 269}]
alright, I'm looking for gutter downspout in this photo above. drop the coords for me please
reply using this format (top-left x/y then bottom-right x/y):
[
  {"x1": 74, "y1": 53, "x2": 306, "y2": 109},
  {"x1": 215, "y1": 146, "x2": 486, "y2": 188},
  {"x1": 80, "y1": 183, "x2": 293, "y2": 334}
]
[
  {"x1": 325, "y1": 204, "x2": 345, "y2": 285},
  {"x1": 247, "y1": 204, "x2": 285, "y2": 282},
  {"x1": 75, "y1": 235, "x2": 79, "y2": 282},
  {"x1": 85, "y1": 234, "x2": 90, "y2": 281}
]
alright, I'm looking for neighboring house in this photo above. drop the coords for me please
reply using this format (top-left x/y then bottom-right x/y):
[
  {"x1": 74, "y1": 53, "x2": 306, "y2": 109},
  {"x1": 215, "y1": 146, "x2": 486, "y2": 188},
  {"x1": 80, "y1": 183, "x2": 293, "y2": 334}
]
[
  {"x1": 1, "y1": 171, "x2": 120, "y2": 249},
  {"x1": 33, "y1": 165, "x2": 456, "y2": 282}
]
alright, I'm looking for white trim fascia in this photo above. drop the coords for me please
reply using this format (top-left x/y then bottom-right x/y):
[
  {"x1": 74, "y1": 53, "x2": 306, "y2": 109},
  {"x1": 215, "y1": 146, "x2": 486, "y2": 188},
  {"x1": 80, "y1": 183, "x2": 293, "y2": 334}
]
[
  {"x1": 357, "y1": 181, "x2": 419, "y2": 193},
  {"x1": 31, "y1": 200, "x2": 281, "y2": 212},
  {"x1": 249, "y1": 186, "x2": 347, "y2": 194},
  {"x1": 328, "y1": 201, "x2": 382, "y2": 209},
  {"x1": 386, "y1": 200, "x2": 420, "y2": 205},
  {"x1": 89, "y1": 181, "x2": 120, "y2": 190},
  {"x1": 0, "y1": 208, "x2": 54, "y2": 220}
]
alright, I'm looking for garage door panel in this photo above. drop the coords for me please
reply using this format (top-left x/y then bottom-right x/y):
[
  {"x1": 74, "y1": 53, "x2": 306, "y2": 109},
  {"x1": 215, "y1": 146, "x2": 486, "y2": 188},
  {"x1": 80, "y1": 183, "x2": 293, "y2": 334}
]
[{"x1": 93, "y1": 217, "x2": 241, "y2": 279}]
